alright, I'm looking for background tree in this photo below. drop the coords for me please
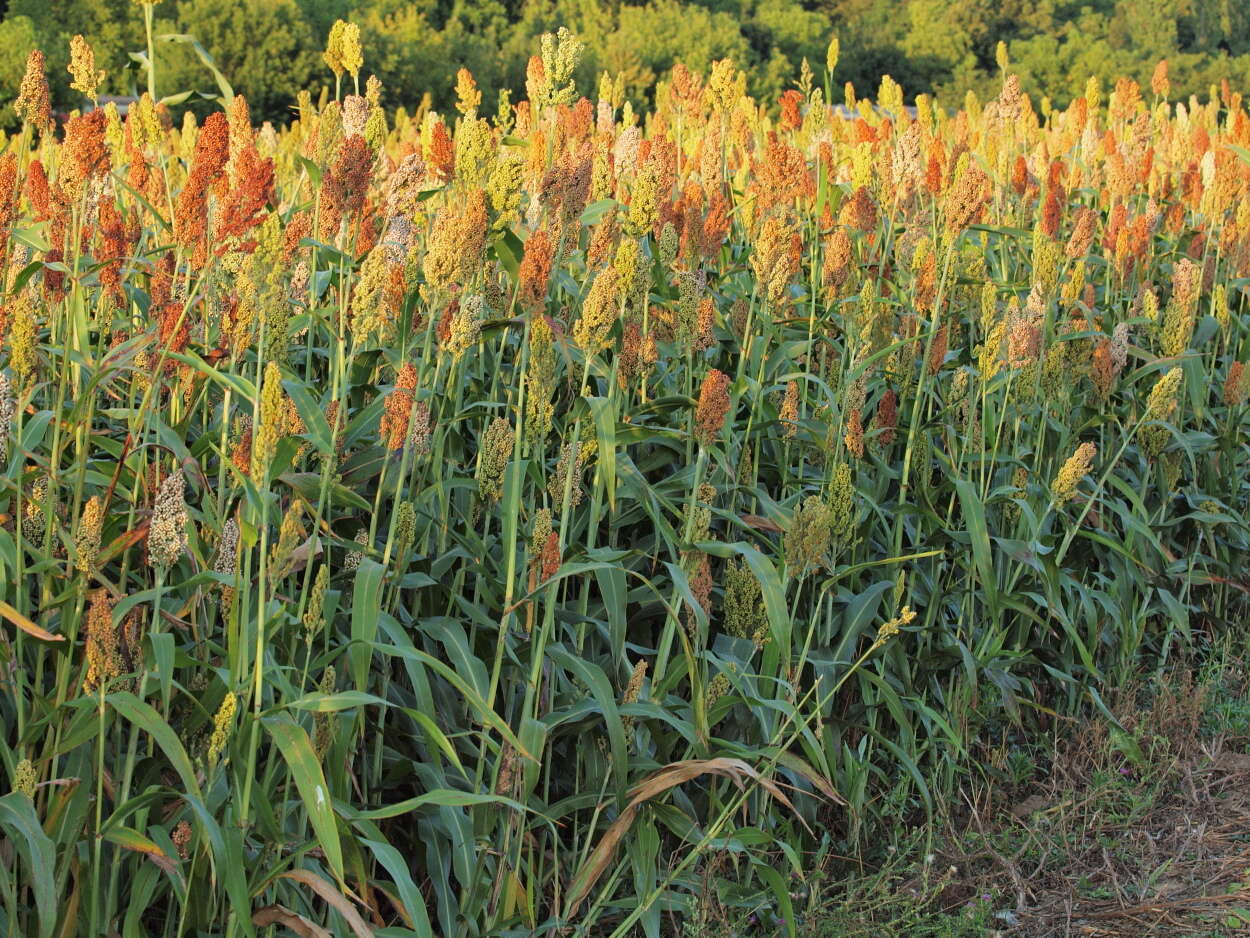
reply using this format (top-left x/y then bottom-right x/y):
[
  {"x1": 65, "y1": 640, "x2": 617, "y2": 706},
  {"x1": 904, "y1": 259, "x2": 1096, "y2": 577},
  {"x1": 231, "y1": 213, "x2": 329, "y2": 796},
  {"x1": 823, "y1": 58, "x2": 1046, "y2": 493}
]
[{"x1": 6, "y1": 0, "x2": 1250, "y2": 126}]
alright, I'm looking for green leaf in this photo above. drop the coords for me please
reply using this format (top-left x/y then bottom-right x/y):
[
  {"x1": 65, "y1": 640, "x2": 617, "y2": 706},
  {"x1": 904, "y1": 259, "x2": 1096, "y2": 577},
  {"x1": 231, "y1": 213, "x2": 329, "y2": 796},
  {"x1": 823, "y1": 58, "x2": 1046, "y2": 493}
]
[
  {"x1": 492, "y1": 228, "x2": 525, "y2": 285},
  {"x1": 109, "y1": 693, "x2": 201, "y2": 800},
  {"x1": 103, "y1": 826, "x2": 179, "y2": 875},
  {"x1": 155, "y1": 33, "x2": 235, "y2": 100},
  {"x1": 546, "y1": 645, "x2": 628, "y2": 800},
  {"x1": 263, "y1": 713, "x2": 345, "y2": 882},
  {"x1": 375, "y1": 644, "x2": 536, "y2": 762},
  {"x1": 954, "y1": 479, "x2": 998, "y2": 613},
  {"x1": 167, "y1": 351, "x2": 256, "y2": 398},
  {"x1": 359, "y1": 835, "x2": 434, "y2": 938},
  {"x1": 339, "y1": 789, "x2": 531, "y2": 821},
  {"x1": 350, "y1": 559, "x2": 385, "y2": 692},
  {"x1": 0, "y1": 793, "x2": 56, "y2": 938},
  {"x1": 285, "y1": 690, "x2": 387, "y2": 712},
  {"x1": 579, "y1": 198, "x2": 618, "y2": 227},
  {"x1": 284, "y1": 380, "x2": 335, "y2": 457},
  {"x1": 755, "y1": 863, "x2": 796, "y2": 938},
  {"x1": 587, "y1": 396, "x2": 618, "y2": 510},
  {"x1": 107, "y1": 693, "x2": 252, "y2": 933}
]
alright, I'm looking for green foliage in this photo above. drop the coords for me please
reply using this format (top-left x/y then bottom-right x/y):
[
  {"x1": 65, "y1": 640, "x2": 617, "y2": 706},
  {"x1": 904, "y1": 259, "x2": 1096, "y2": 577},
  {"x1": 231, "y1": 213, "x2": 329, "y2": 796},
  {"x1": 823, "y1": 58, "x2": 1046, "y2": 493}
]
[
  {"x1": 0, "y1": 16, "x2": 39, "y2": 130},
  {"x1": 158, "y1": 0, "x2": 321, "y2": 118},
  {"x1": 7, "y1": 0, "x2": 144, "y2": 102},
  {"x1": 8, "y1": 0, "x2": 1250, "y2": 125}
]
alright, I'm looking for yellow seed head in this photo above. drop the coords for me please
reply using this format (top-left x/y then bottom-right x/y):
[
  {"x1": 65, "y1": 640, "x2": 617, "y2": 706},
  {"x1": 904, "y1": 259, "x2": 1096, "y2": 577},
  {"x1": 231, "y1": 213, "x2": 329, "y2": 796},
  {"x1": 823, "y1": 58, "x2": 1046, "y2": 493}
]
[
  {"x1": 1085, "y1": 75, "x2": 1102, "y2": 113},
  {"x1": 530, "y1": 508, "x2": 553, "y2": 555},
  {"x1": 12, "y1": 759, "x2": 36, "y2": 799},
  {"x1": 539, "y1": 28, "x2": 583, "y2": 106},
  {"x1": 252, "y1": 363, "x2": 286, "y2": 477},
  {"x1": 207, "y1": 692, "x2": 237, "y2": 766},
  {"x1": 995, "y1": 41, "x2": 1009, "y2": 72},
  {"x1": 268, "y1": 502, "x2": 306, "y2": 575},
  {"x1": 784, "y1": 496, "x2": 832, "y2": 572},
  {"x1": 304, "y1": 565, "x2": 329, "y2": 637},
  {"x1": 873, "y1": 606, "x2": 917, "y2": 648},
  {"x1": 1212, "y1": 284, "x2": 1229, "y2": 333},
  {"x1": 394, "y1": 501, "x2": 416, "y2": 561},
  {"x1": 447, "y1": 294, "x2": 486, "y2": 360},
  {"x1": 705, "y1": 672, "x2": 732, "y2": 714},
  {"x1": 626, "y1": 162, "x2": 661, "y2": 238},
  {"x1": 476, "y1": 417, "x2": 514, "y2": 502},
  {"x1": 1051, "y1": 442, "x2": 1096, "y2": 504},
  {"x1": 82, "y1": 589, "x2": 121, "y2": 694},
  {"x1": 15, "y1": 50, "x2": 51, "y2": 133},
  {"x1": 1161, "y1": 260, "x2": 1200, "y2": 357},
  {"x1": 349, "y1": 247, "x2": 394, "y2": 346},
  {"x1": 623, "y1": 658, "x2": 648, "y2": 705},
  {"x1": 1145, "y1": 367, "x2": 1183, "y2": 420},
  {"x1": 324, "y1": 21, "x2": 362, "y2": 79},
  {"x1": 455, "y1": 68, "x2": 482, "y2": 117},
  {"x1": 68, "y1": 35, "x2": 105, "y2": 100},
  {"x1": 977, "y1": 319, "x2": 1007, "y2": 382},
  {"x1": 75, "y1": 495, "x2": 105, "y2": 574},
  {"x1": 573, "y1": 267, "x2": 620, "y2": 352},
  {"x1": 454, "y1": 116, "x2": 494, "y2": 189},
  {"x1": 7, "y1": 293, "x2": 39, "y2": 387},
  {"x1": 524, "y1": 316, "x2": 557, "y2": 445},
  {"x1": 779, "y1": 381, "x2": 799, "y2": 437},
  {"x1": 1142, "y1": 367, "x2": 1183, "y2": 458}
]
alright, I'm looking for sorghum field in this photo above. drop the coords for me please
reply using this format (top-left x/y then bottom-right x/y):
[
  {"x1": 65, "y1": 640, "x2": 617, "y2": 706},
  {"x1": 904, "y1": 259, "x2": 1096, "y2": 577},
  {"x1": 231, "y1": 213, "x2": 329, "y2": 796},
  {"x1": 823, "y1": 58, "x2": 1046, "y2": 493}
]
[{"x1": 0, "y1": 20, "x2": 1248, "y2": 938}]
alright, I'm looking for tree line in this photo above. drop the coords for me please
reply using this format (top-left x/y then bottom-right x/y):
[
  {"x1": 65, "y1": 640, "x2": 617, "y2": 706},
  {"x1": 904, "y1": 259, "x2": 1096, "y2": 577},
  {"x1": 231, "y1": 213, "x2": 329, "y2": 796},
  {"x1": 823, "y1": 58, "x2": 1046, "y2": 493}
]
[{"x1": 3, "y1": 0, "x2": 1249, "y2": 127}]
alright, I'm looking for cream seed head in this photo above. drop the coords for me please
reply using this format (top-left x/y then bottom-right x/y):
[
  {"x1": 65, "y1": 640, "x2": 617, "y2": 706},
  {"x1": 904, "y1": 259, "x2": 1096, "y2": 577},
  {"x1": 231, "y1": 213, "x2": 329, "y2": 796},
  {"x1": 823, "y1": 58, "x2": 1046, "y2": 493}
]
[
  {"x1": 447, "y1": 294, "x2": 486, "y2": 360},
  {"x1": 149, "y1": 470, "x2": 188, "y2": 570},
  {"x1": 0, "y1": 374, "x2": 15, "y2": 468},
  {"x1": 345, "y1": 530, "x2": 369, "y2": 570},
  {"x1": 82, "y1": 589, "x2": 120, "y2": 694}
]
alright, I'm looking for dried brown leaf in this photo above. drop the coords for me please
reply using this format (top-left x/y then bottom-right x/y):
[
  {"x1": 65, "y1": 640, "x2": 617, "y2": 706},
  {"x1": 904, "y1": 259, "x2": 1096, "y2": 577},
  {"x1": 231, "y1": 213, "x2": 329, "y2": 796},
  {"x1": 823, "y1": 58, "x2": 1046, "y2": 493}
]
[
  {"x1": 564, "y1": 757, "x2": 822, "y2": 917},
  {"x1": 252, "y1": 904, "x2": 332, "y2": 938},
  {"x1": 279, "y1": 869, "x2": 373, "y2": 938}
]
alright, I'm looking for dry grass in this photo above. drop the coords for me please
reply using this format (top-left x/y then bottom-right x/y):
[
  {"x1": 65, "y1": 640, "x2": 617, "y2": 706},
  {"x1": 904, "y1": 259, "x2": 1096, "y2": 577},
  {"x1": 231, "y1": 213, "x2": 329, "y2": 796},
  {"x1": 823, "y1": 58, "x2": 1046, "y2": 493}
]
[{"x1": 752, "y1": 651, "x2": 1250, "y2": 938}]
